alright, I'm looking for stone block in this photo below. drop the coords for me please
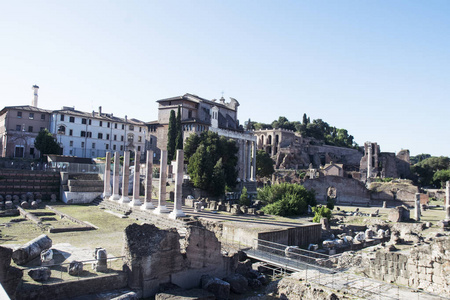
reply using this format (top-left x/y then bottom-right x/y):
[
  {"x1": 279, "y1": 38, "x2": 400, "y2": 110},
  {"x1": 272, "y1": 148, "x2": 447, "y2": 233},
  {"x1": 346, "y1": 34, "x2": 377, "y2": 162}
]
[{"x1": 28, "y1": 267, "x2": 51, "y2": 281}]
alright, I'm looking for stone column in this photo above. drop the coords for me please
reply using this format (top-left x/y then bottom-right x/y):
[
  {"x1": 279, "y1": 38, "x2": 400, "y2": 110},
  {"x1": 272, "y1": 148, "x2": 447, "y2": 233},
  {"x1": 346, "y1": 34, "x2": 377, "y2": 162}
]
[
  {"x1": 246, "y1": 140, "x2": 252, "y2": 181},
  {"x1": 414, "y1": 193, "x2": 421, "y2": 221},
  {"x1": 238, "y1": 139, "x2": 245, "y2": 182},
  {"x1": 120, "y1": 151, "x2": 130, "y2": 203},
  {"x1": 109, "y1": 152, "x2": 121, "y2": 201},
  {"x1": 129, "y1": 151, "x2": 142, "y2": 207},
  {"x1": 102, "y1": 151, "x2": 111, "y2": 199},
  {"x1": 141, "y1": 150, "x2": 155, "y2": 210},
  {"x1": 242, "y1": 140, "x2": 247, "y2": 182},
  {"x1": 445, "y1": 181, "x2": 450, "y2": 221},
  {"x1": 367, "y1": 143, "x2": 372, "y2": 179},
  {"x1": 169, "y1": 150, "x2": 186, "y2": 219},
  {"x1": 251, "y1": 140, "x2": 257, "y2": 181},
  {"x1": 154, "y1": 150, "x2": 169, "y2": 214},
  {"x1": 271, "y1": 135, "x2": 276, "y2": 156}
]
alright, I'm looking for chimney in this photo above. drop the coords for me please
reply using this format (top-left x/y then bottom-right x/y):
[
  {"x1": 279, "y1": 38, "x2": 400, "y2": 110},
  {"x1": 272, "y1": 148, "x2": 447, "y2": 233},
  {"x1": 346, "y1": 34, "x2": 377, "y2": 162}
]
[
  {"x1": 31, "y1": 85, "x2": 39, "y2": 107},
  {"x1": 99, "y1": 106, "x2": 102, "y2": 115}
]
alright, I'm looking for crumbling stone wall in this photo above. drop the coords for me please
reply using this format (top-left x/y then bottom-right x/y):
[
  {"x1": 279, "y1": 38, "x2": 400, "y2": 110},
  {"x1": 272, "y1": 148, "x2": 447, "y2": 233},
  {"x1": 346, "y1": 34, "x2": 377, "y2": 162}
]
[
  {"x1": 123, "y1": 223, "x2": 237, "y2": 298},
  {"x1": 302, "y1": 176, "x2": 370, "y2": 204},
  {"x1": 367, "y1": 237, "x2": 450, "y2": 296}
]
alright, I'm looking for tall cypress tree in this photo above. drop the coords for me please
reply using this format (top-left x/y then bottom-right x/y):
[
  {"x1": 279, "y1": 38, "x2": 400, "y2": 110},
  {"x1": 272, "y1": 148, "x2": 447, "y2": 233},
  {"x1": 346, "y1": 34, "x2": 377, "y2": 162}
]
[
  {"x1": 174, "y1": 105, "x2": 183, "y2": 160},
  {"x1": 167, "y1": 110, "x2": 176, "y2": 161}
]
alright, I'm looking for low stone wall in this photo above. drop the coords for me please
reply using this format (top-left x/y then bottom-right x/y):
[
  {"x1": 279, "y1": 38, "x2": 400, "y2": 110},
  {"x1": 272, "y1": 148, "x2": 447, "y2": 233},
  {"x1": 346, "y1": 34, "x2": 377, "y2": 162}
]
[
  {"x1": 0, "y1": 169, "x2": 60, "y2": 199},
  {"x1": 15, "y1": 273, "x2": 128, "y2": 300},
  {"x1": 367, "y1": 237, "x2": 450, "y2": 296}
]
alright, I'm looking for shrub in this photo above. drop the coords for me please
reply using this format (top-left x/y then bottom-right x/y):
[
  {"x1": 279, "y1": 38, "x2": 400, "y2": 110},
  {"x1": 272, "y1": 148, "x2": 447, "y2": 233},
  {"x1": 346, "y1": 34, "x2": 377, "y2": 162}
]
[
  {"x1": 259, "y1": 183, "x2": 316, "y2": 216},
  {"x1": 239, "y1": 186, "x2": 251, "y2": 206},
  {"x1": 312, "y1": 206, "x2": 332, "y2": 223}
]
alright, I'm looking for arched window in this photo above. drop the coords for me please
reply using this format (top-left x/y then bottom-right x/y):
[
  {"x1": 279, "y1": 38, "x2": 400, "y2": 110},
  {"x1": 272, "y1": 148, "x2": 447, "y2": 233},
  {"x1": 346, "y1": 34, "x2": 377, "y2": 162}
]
[{"x1": 58, "y1": 125, "x2": 66, "y2": 135}]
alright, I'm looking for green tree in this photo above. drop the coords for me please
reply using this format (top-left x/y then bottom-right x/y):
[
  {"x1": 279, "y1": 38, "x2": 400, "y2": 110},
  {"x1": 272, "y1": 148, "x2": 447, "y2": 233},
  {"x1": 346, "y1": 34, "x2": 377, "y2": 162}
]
[
  {"x1": 185, "y1": 131, "x2": 239, "y2": 195},
  {"x1": 239, "y1": 186, "x2": 251, "y2": 206},
  {"x1": 167, "y1": 110, "x2": 176, "y2": 161},
  {"x1": 256, "y1": 150, "x2": 275, "y2": 178},
  {"x1": 433, "y1": 169, "x2": 450, "y2": 188},
  {"x1": 312, "y1": 206, "x2": 332, "y2": 223},
  {"x1": 34, "y1": 129, "x2": 61, "y2": 156},
  {"x1": 174, "y1": 105, "x2": 183, "y2": 158},
  {"x1": 258, "y1": 183, "x2": 316, "y2": 216},
  {"x1": 412, "y1": 156, "x2": 450, "y2": 187}
]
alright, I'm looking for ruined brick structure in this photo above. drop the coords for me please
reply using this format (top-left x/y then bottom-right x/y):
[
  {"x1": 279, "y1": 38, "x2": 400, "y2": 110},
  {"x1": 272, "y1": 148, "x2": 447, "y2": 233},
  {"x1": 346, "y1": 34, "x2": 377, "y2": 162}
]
[
  {"x1": 254, "y1": 128, "x2": 363, "y2": 171},
  {"x1": 359, "y1": 142, "x2": 411, "y2": 181}
]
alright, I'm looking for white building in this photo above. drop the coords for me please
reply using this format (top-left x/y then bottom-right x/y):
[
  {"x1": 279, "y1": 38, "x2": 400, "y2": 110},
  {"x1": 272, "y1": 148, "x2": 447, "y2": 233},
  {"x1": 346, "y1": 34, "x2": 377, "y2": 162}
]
[{"x1": 49, "y1": 106, "x2": 146, "y2": 160}]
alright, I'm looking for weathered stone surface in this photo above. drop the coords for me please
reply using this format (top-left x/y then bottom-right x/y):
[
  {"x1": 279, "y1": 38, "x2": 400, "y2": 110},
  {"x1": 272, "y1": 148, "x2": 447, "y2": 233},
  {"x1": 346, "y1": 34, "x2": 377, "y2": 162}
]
[
  {"x1": 223, "y1": 273, "x2": 248, "y2": 294},
  {"x1": 93, "y1": 248, "x2": 108, "y2": 272},
  {"x1": 40, "y1": 249, "x2": 53, "y2": 265},
  {"x1": 68, "y1": 261, "x2": 83, "y2": 276},
  {"x1": 0, "y1": 246, "x2": 13, "y2": 281},
  {"x1": 235, "y1": 259, "x2": 252, "y2": 277},
  {"x1": 1, "y1": 266, "x2": 23, "y2": 297},
  {"x1": 12, "y1": 234, "x2": 52, "y2": 265},
  {"x1": 156, "y1": 289, "x2": 215, "y2": 300},
  {"x1": 28, "y1": 267, "x2": 51, "y2": 281},
  {"x1": 201, "y1": 275, "x2": 230, "y2": 300},
  {"x1": 111, "y1": 291, "x2": 139, "y2": 300},
  {"x1": 248, "y1": 278, "x2": 262, "y2": 289},
  {"x1": 5, "y1": 200, "x2": 13, "y2": 209},
  {"x1": 21, "y1": 201, "x2": 29, "y2": 209},
  {"x1": 30, "y1": 201, "x2": 38, "y2": 209},
  {"x1": 388, "y1": 206, "x2": 410, "y2": 222}
]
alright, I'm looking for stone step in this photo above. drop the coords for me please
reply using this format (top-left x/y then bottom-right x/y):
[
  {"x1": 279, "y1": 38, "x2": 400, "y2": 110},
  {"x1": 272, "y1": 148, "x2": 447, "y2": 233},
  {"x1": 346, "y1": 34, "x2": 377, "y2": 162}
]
[{"x1": 68, "y1": 180, "x2": 103, "y2": 187}]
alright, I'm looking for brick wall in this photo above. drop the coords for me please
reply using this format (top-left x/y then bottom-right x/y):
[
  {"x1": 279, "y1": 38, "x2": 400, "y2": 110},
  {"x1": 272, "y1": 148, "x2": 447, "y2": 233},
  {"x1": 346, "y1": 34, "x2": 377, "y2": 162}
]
[{"x1": 0, "y1": 170, "x2": 60, "y2": 199}]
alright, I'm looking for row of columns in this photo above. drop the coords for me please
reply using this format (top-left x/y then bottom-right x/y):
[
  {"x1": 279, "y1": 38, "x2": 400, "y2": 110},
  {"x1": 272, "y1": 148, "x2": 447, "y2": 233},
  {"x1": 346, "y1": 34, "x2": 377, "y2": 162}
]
[
  {"x1": 240, "y1": 139, "x2": 257, "y2": 182},
  {"x1": 102, "y1": 149, "x2": 185, "y2": 219}
]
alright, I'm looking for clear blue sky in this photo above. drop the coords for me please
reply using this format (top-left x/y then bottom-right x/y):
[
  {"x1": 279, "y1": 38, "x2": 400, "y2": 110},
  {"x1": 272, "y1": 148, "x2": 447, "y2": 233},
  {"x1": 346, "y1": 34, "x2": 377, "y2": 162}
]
[{"x1": 1, "y1": 1, "x2": 449, "y2": 157}]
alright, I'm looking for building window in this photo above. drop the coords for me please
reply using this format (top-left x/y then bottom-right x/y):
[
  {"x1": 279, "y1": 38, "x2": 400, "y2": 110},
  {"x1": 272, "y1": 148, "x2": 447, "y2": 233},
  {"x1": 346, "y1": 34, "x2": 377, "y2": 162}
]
[
  {"x1": 99, "y1": 121, "x2": 103, "y2": 127},
  {"x1": 139, "y1": 127, "x2": 142, "y2": 132},
  {"x1": 29, "y1": 113, "x2": 34, "y2": 119},
  {"x1": 40, "y1": 127, "x2": 45, "y2": 131},
  {"x1": 58, "y1": 125, "x2": 66, "y2": 134},
  {"x1": 89, "y1": 119, "x2": 92, "y2": 125},
  {"x1": 129, "y1": 125, "x2": 134, "y2": 131},
  {"x1": 28, "y1": 126, "x2": 33, "y2": 132},
  {"x1": 69, "y1": 129, "x2": 73, "y2": 136},
  {"x1": 87, "y1": 132, "x2": 92, "y2": 138},
  {"x1": 137, "y1": 146, "x2": 141, "y2": 151},
  {"x1": 17, "y1": 111, "x2": 22, "y2": 118},
  {"x1": 41, "y1": 114, "x2": 45, "y2": 120},
  {"x1": 16, "y1": 125, "x2": 21, "y2": 131},
  {"x1": 188, "y1": 110, "x2": 192, "y2": 118},
  {"x1": 127, "y1": 133, "x2": 134, "y2": 142},
  {"x1": 150, "y1": 137, "x2": 153, "y2": 144},
  {"x1": 98, "y1": 133, "x2": 103, "y2": 139},
  {"x1": 106, "y1": 144, "x2": 109, "y2": 150},
  {"x1": 114, "y1": 123, "x2": 117, "y2": 129},
  {"x1": 60, "y1": 115, "x2": 65, "y2": 121},
  {"x1": 114, "y1": 135, "x2": 117, "y2": 141},
  {"x1": 122, "y1": 124, "x2": 124, "y2": 130},
  {"x1": 82, "y1": 118, "x2": 87, "y2": 124},
  {"x1": 106, "y1": 134, "x2": 110, "y2": 140},
  {"x1": 107, "y1": 122, "x2": 110, "y2": 128},
  {"x1": 120, "y1": 145, "x2": 123, "y2": 151},
  {"x1": 121, "y1": 135, "x2": 124, "y2": 142},
  {"x1": 113, "y1": 145, "x2": 116, "y2": 150},
  {"x1": 69, "y1": 150, "x2": 73, "y2": 155},
  {"x1": 138, "y1": 136, "x2": 142, "y2": 142},
  {"x1": 69, "y1": 116, "x2": 75, "y2": 123},
  {"x1": 69, "y1": 141, "x2": 73, "y2": 147},
  {"x1": 81, "y1": 131, "x2": 86, "y2": 137},
  {"x1": 92, "y1": 143, "x2": 96, "y2": 149},
  {"x1": 81, "y1": 142, "x2": 85, "y2": 148}
]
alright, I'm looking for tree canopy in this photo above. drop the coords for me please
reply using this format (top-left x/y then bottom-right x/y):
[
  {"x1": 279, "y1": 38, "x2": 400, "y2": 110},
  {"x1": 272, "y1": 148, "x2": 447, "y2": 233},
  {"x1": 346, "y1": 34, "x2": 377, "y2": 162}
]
[
  {"x1": 34, "y1": 129, "x2": 61, "y2": 156},
  {"x1": 185, "y1": 131, "x2": 239, "y2": 196},
  {"x1": 256, "y1": 150, "x2": 275, "y2": 178},
  {"x1": 258, "y1": 183, "x2": 316, "y2": 217},
  {"x1": 411, "y1": 156, "x2": 450, "y2": 187},
  {"x1": 167, "y1": 110, "x2": 177, "y2": 161}
]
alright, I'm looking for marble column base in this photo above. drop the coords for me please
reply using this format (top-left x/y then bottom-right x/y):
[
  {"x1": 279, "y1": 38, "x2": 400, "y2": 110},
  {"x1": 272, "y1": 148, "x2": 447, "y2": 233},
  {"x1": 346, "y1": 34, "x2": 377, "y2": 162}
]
[
  {"x1": 109, "y1": 194, "x2": 120, "y2": 201},
  {"x1": 169, "y1": 209, "x2": 186, "y2": 219},
  {"x1": 129, "y1": 199, "x2": 142, "y2": 207},
  {"x1": 119, "y1": 196, "x2": 130, "y2": 204},
  {"x1": 141, "y1": 201, "x2": 155, "y2": 210},
  {"x1": 102, "y1": 192, "x2": 111, "y2": 199},
  {"x1": 154, "y1": 205, "x2": 170, "y2": 214}
]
